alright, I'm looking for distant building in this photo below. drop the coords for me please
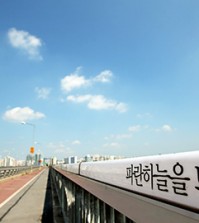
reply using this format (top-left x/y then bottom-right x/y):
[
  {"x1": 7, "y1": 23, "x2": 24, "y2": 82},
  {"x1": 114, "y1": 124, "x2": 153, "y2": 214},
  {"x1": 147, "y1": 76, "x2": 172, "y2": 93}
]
[
  {"x1": 57, "y1": 160, "x2": 64, "y2": 165},
  {"x1": 64, "y1": 156, "x2": 77, "y2": 164},
  {"x1": 0, "y1": 159, "x2": 4, "y2": 167},
  {"x1": 34, "y1": 153, "x2": 42, "y2": 166},
  {"x1": 16, "y1": 160, "x2": 26, "y2": 166},
  {"x1": 43, "y1": 157, "x2": 57, "y2": 166},
  {"x1": 51, "y1": 157, "x2": 57, "y2": 165},
  {"x1": 3, "y1": 156, "x2": 16, "y2": 166},
  {"x1": 43, "y1": 158, "x2": 51, "y2": 166},
  {"x1": 84, "y1": 154, "x2": 92, "y2": 162},
  {"x1": 83, "y1": 154, "x2": 125, "y2": 162},
  {"x1": 26, "y1": 154, "x2": 34, "y2": 166}
]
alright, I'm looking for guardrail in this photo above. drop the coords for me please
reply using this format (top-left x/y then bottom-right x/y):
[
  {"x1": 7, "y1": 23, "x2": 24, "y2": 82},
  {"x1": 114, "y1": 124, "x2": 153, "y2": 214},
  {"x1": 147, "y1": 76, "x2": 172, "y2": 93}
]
[
  {"x1": 50, "y1": 151, "x2": 199, "y2": 223},
  {"x1": 50, "y1": 167, "x2": 134, "y2": 223},
  {"x1": 0, "y1": 166, "x2": 39, "y2": 180}
]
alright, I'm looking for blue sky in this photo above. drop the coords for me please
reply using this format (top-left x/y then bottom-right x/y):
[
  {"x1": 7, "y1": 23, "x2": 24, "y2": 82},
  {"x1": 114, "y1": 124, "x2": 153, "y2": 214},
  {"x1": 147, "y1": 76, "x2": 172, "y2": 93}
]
[{"x1": 1, "y1": 0, "x2": 199, "y2": 160}]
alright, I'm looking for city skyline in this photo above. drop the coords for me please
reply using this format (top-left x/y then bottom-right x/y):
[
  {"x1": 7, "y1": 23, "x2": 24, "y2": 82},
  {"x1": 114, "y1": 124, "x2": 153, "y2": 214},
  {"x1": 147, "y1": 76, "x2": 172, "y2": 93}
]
[{"x1": 1, "y1": 1, "x2": 199, "y2": 160}]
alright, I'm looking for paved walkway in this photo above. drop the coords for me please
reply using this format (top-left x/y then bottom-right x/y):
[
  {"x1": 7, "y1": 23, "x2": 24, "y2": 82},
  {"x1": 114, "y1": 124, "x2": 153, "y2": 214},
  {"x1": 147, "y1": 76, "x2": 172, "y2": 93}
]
[{"x1": 0, "y1": 168, "x2": 51, "y2": 223}]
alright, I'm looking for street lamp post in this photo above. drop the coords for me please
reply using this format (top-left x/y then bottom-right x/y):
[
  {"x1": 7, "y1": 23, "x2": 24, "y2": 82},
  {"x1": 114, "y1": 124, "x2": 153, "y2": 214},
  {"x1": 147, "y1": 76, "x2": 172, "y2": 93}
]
[
  {"x1": 21, "y1": 121, "x2": 36, "y2": 169},
  {"x1": 21, "y1": 121, "x2": 36, "y2": 146}
]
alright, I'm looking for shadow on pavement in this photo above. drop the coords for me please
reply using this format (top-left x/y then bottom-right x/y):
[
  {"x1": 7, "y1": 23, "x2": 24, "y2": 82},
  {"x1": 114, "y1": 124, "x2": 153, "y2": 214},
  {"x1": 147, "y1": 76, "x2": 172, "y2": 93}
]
[
  {"x1": 41, "y1": 169, "x2": 54, "y2": 223},
  {"x1": 42, "y1": 168, "x2": 64, "y2": 223}
]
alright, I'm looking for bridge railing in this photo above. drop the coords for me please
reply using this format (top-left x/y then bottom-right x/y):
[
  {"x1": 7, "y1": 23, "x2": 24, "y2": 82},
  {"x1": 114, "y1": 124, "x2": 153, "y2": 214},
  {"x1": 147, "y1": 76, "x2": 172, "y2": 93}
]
[
  {"x1": 50, "y1": 151, "x2": 199, "y2": 223},
  {"x1": 0, "y1": 166, "x2": 40, "y2": 180},
  {"x1": 51, "y1": 167, "x2": 134, "y2": 223}
]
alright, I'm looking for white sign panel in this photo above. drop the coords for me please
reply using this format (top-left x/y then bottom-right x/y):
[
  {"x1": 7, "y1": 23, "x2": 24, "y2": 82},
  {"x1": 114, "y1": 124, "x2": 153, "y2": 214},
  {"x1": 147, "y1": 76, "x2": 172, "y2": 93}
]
[{"x1": 80, "y1": 151, "x2": 199, "y2": 211}]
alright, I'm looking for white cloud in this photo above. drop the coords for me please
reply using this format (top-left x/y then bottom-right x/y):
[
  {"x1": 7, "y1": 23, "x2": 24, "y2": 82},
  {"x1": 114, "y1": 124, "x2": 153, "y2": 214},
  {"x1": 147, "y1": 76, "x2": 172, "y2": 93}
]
[
  {"x1": 105, "y1": 125, "x2": 150, "y2": 142},
  {"x1": 3, "y1": 107, "x2": 45, "y2": 122},
  {"x1": 94, "y1": 70, "x2": 113, "y2": 83},
  {"x1": 87, "y1": 96, "x2": 127, "y2": 113},
  {"x1": 61, "y1": 67, "x2": 89, "y2": 92},
  {"x1": 115, "y1": 134, "x2": 132, "y2": 139},
  {"x1": 103, "y1": 142, "x2": 120, "y2": 148},
  {"x1": 61, "y1": 68, "x2": 127, "y2": 113},
  {"x1": 67, "y1": 94, "x2": 92, "y2": 103},
  {"x1": 7, "y1": 28, "x2": 43, "y2": 60},
  {"x1": 105, "y1": 133, "x2": 132, "y2": 140},
  {"x1": 161, "y1": 124, "x2": 174, "y2": 132},
  {"x1": 61, "y1": 68, "x2": 113, "y2": 93},
  {"x1": 67, "y1": 94, "x2": 127, "y2": 113},
  {"x1": 47, "y1": 142, "x2": 74, "y2": 156},
  {"x1": 155, "y1": 124, "x2": 174, "y2": 133},
  {"x1": 71, "y1": 140, "x2": 81, "y2": 145},
  {"x1": 128, "y1": 125, "x2": 142, "y2": 132},
  {"x1": 115, "y1": 103, "x2": 128, "y2": 113},
  {"x1": 87, "y1": 95, "x2": 117, "y2": 110},
  {"x1": 35, "y1": 87, "x2": 51, "y2": 99},
  {"x1": 61, "y1": 74, "x2": 89, "y2": 92},
  {"x1": 136, "y1": 113, "x2": 153, "y2": 119}
]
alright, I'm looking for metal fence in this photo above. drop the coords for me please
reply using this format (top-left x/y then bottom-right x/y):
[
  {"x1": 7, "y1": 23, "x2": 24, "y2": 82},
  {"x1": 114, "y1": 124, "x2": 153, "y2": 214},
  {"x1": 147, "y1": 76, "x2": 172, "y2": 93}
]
[
  {"x1": 0, "y1": 166, "x2": 38, "y2": 179},
  {"x1": 50, "y1": 167, "x2": 199, "y2": 223},
  {"x1": 51, "y1": 167, "x2": 134, "y2": 223}
]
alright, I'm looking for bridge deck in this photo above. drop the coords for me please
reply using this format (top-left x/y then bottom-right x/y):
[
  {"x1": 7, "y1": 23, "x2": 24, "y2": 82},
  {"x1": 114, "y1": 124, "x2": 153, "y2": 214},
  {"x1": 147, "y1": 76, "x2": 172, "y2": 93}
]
[{"x1": 0, "y1": 168, "x2": 54, "y2": 223}]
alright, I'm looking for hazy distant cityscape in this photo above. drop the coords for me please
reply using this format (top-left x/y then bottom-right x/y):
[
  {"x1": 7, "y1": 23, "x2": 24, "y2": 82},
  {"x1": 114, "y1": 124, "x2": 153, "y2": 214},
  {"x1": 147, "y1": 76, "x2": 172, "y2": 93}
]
[{"x1": 0, "y1": 153, "x2": 125, "y2": 167}]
